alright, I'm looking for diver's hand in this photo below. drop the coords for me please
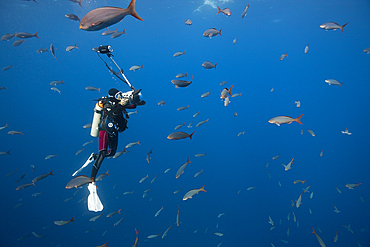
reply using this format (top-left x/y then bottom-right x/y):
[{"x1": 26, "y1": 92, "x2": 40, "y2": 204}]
[{"x1": 119, "y1": 98, "x2": 129, "y2": 106}]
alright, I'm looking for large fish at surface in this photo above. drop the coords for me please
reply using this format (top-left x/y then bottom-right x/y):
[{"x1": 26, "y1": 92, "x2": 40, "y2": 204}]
[{"x1": 79, "y1": 0, "x2": 143, "y2": 31}]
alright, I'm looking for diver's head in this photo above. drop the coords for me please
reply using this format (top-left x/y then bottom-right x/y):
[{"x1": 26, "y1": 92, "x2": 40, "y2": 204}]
[{"x1": 108, "y1": 88, "x2": 119, "y2": 98}]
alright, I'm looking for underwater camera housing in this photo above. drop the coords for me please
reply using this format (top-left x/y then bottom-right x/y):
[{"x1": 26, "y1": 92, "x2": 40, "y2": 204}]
[
  {"x1": 116, "y1": 89, "x2": 142, "y2": 106},
  {"x1": 97, "y1": 45, "x2": 113, "y2": 54}
]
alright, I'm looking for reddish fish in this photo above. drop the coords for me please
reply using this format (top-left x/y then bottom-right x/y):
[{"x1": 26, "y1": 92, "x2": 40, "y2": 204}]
[
  {"x1": 132, "y1": 228, "x2": 139, "y2": 247},
  {"x1": 54, "y1": 216, "x2": 75, "y2": 226},
  {"x1": 79, "y1": 0, "x2": 143, "y2": 31},
  {"x1": 167, "y1": 131, "x2": 195, "y2": 140},
  {"x1": 32, "y1": 170, "x2": 54, "y2": 183},
  {"x1": 65, "y1": 175, "x2": 93, "y2": 189},
  {"x1": 268, "y1": 114, "x2": 303, "y2": 126}
]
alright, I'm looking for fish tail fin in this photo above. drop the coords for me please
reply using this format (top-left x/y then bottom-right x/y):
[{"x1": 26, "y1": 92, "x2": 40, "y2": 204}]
[
  {"x1": 77, "y1": 0, "x2": 82, "y2": 8},
  {"x1": 6, "y1": 150, "x2": 10, "y2": 155},
  {"x1": 214, "y1": 63, "x2": 217, "y2": 71},
  {"x1": 34, "y1": 32, "x2": 39, "y2": 38},
  {"x1": 341, "y1": 22, "x2": 349, "y2": 32},
  {"x1": 137, "y1": 140, "x2": 141, "y2": 145},
  {"x1": 106, "y1": 170, "x2": 110, "y2": 176},
  {"x1": 118, "y1": 209, "x2": 121, "y2": 214},
  {"x1": 339, "y1": 82, "x2": 343, "y2": 88},
  {"x1": 286, "y1": 52, "x2": 288, "y2": 57},
  {"x1": 187, "y1": 156, "x2": 191, "y2": 164},
  {"x1": 128, "y1": 0, "x2": 144, "y2": 21},
  {"x1": 311, "y1": 227, "x2": 316, "y2": 234},
  {"x1": 75, "y1": 44, "x2": 79, "y2": 49},
  {"x1": 98, "y1": 88, "x2": 101, "y2": 93},
  {"x1": 200, "y1": 185, "x2": 206, "y2": 192},
  {"x1": 141, "y1": 64, "x2": 144, "y2": 69},
  {"x1": 248, "y1": 1, "x2": 250, "y2": 7},
  {"x1": 122, "y1": 29, "x2": 126, "y2": 35},
  {"x1": 3, "y1": 86, "x2": 6, "y2": 90},
  {"x1": 70, "y1": 216, "x2": 75, "y2": 222},
  {"x1": 189, "y1": 131, "x2": 195, "y2": 140},
  {"x1": 49, "y1": 170, "x2": 54, "y2": 176},
  {"x1": 216, "y1": 6, "x2": 221, "y2": 15},
  {"x1": 61, "y1": 80, "x2": 64, "y2": 84},
  {"x1": 302, "y1": 180, "x2": 306, "y2": 185},
  {"x1": 296, "y1": 114, "x2": 303, "y2": 124},
  {"x1": 219, "y1": 28, "x2": 222, "y2": 36},
  {"x1": 32, "y1": 182, "x2": 36, "y2": 187},
  {"x1": 190, "y1": 75, "x2": 193, "y2": 82},
  {"x1": 20, "y1": 131, "x2": 24, "y2": 135},
  {"x1": 356, "y1": 183, "x2": 362, "y2": 187},
  {"x1": 229, "y1": 84, "x2": 234, "y2": 97}
]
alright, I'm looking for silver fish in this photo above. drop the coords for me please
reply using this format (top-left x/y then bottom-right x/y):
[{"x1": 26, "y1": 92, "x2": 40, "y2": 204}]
[
  {"x1": 114, "y1": 216, "x2": 124, "y2": 226},
  {"x1": 185, "y1": 19, "x2": 192, "y2": 25},
  {"x1": 183, "y1": 185, "x2": 206, "y2": 200},
  {"x1": 268, "y1": 114, "x2": 303, "y2": 126},
  {"x1": 50, "y1": 44, "x2": 57, "y2": 60},
  {"x1": 65, "y1": 175, "x2": 93, "y2": 189},
  {"x1": 69, "y1": 0, "x2": 82, "y2": 7},
  {"x1": 65, "y1": 14, "x2": 80, "y2": 22},
  {"x1": 111, "y1": 29, "x2": 126, "y2": 38},
  {"x1": 202, "y1": 61, "x2": 217, "y2": 70},
  {"x1": 176, "y1": 157, "x2": 191, "y2": 179},
  {"x1": 203, "y1": 28, "x2": 222, "y2": 38},
  {"x1": 173, "y1": 51, "x2": 185, "y2": 57},
  {"x1": 16, "y1": 182, "x2": 35, "y2": 190},
  {"x1": 51, "y1": 87, "x2": 61, "y2": 94},
  {"x1": 1, "y1": 33, "x2": 16, "y2": 41},
  {"x1": 325, "y1": 79, "x2": 343, "y2": 87},
  {"x1": 54, "y1": 217, "x2": 75, "y2": 226},
  {"x1": 201, "y1": 90, "x2": 210, "y2": 98},
  {"x1": 66, "y1": 44, "x2": 78, "y2": 52},
  {"x1": 89, "y1": 213, "x2": 103, "y2": 221},
  {"x1": 280, "y1": 52, "x2": 288, "y2": 61},
  {"x1": 177, "y1": 106, "x2": 189, "y2": 111},
  {"x1": 32, "y1": 170, "x2": 54, "y2": 183},
  {"x1": 102, "y1": 27, "x2": 117, "y2": 35},
  {"x1": 85, "y1": 86, "x2": 101, "y2": 92},
  {"x1": 50, "y1": 80, "x2": 64, "y2": 86},
  {"x1": 171, "y1": 75, "x2": 193, "y2": 88},
  {"x1": 13, "y1": 39, "x2": 25, "y2": 47},
  {"x1": 241, "y1": 2, "x2": 251, "y2": 18},
  {"x1": 320, "y1": 22, "x2": 348, "y2": 32},
  {"x1": 304, "y1": 43, "x2": 309, "y2": 54},
  {"x1": 167, "y1": 131, "x2": 194, "y2": 140},
  {"x1": 176, "y1": 72, "x2": 187, "y2": 78},
  {"x1": 196, "y1": 119, "x2": 209, "y2": 127},
  {"x1": 216, "y1": 6, "x2": 231, "y2": 16},
  {"x1": 3, "y1": 65, "x2": 12, "y2": 71},
  {"x1": 129, "y1": 64, "x2": 143, "y2": 71},
  {"x1": 79, "y1": 0, "x2": 143, "y2": 31},
  {"x1": 15, "y1": 32, "x2": 39, "y2": 39},
  {"x1": 36, "y1": 48, "x2": 48, "y2": 53}
]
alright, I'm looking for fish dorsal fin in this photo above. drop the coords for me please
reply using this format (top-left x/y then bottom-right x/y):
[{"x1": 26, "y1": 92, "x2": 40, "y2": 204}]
[{"x1": 91, "y1": 20, "x2": 103, "y2": 26}]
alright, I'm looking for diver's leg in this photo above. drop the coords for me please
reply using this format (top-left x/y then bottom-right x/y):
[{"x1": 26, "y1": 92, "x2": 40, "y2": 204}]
[
  {"x1": 106, "y1": 133, "x2": 118, "y2": 157},
  {"x1": 91, "y1": 150, "x2": 107, "y2": 180},
  {"x1": 91, "y1": 131, "x2": 109, "y2": 180}
]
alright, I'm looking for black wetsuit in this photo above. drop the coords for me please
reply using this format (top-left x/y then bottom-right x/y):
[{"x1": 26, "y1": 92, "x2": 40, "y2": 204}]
[{"x1": 91, "y1": 97, "x2": 128, "y2": 180}]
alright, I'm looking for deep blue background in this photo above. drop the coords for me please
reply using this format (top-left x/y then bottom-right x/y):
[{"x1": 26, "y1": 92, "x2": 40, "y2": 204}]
[{"x1": 1, "y1": 0, "x2": 369, "y2": 246}]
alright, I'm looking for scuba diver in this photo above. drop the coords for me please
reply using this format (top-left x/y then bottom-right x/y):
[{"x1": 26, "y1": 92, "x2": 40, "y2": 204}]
[
  {"x1": 86, "y1": 88, "x2": 145, "y2": 211},
  {"x1": 71, "y1": 45, "x2": 145, "y2": 212}
]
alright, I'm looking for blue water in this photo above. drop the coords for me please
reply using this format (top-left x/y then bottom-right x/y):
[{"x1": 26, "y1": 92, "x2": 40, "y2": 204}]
[{"x1": 1, "y1": 0, "x2": 369, "y2": 246}]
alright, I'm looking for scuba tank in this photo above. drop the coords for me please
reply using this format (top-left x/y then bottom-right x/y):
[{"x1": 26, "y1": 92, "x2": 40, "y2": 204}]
[{"x1": 90, "y1": 102, "x2": 103, "y2": 137}]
